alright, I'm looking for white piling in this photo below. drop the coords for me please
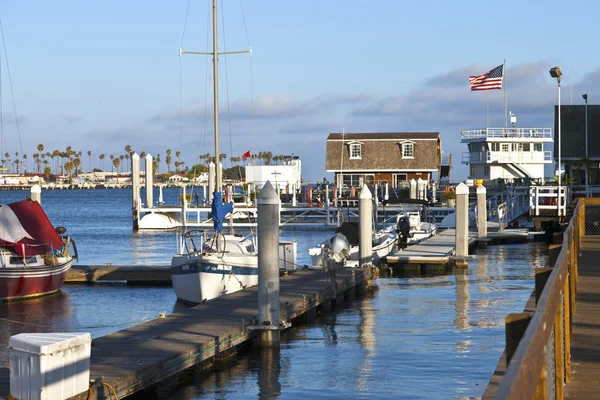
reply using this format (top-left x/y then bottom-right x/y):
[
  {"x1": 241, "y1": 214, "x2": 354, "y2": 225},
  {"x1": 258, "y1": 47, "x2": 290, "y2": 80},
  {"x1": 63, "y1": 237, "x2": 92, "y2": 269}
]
[
  {"x1": 158, "y1": 184, "x2": 163, "y2": 204},
  {"x1": 477, "y1": 185, "x2": 488, "y2": 242},
  {"x1": 431, "y1": 182, "x2": 437, "y2": 202},
  {"x1": 325, "y1": 184, "x2": 330, "y2": 225},
  {"x1": 30, "y1": 185, "x2": 41, "y2": 204},
  {"x1": 417, "y1": 178, "x2": 425, "y2": 200},
  {"x1": 131, "y1": 153, "x2": 141, "y2": 229},
  {"x1": 409, "y1": 179, "x2": 417, "y2": 199},
  {"x1": 359, "y1": 184, "x2": 373, "y2": 268},
  {"x1": 145, "y1": 153, "x2": 153, "y2": 208},
  {"x1": 292, "y1": 184, "x2": 297, "y2": 206},
  {"x1": 202, "y1": 184, "x2": 207, "y2": 205},
  {"x1": 455, "y1": 183, "x2": 469, "y2": 268},
  {"x1": 257, "y1": 181, "x2": 281, "y2": 347},
  {"x1": 384, "y1": 182, "x2": 389, "y2": 201},
  {"x1": 208, "y1": 162, "x2": 215, "y2": 203}
]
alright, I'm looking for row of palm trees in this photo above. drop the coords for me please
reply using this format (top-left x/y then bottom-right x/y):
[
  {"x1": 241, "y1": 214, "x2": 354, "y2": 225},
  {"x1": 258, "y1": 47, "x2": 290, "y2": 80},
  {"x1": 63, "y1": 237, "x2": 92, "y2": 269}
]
[{"x1": 0, "y1": 144, "x2": 291, "y2": 176}]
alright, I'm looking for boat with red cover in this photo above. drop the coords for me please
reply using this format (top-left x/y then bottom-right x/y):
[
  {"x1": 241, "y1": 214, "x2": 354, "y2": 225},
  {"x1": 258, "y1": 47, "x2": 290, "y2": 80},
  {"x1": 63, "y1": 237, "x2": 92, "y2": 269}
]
[{"x1": 0, "y1": 198, "x2": 77, "y2": 301}]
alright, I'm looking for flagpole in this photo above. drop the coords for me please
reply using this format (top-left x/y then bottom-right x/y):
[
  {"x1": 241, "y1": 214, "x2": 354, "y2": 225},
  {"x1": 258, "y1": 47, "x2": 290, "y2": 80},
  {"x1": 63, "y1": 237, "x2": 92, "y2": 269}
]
[
  {"x1": 486, "y1": 91, "x2": 489, "y2": 130},
  {"x1": 503, "y1": 59, "x2": 507, "y2": 129}
]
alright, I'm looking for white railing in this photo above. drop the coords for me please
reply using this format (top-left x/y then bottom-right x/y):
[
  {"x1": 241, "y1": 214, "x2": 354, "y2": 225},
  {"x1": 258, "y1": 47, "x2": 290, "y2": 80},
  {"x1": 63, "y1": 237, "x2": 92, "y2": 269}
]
[
  {"x1": 529, "y1": 186, "x2": 568, "y2": 217},
  {"x1": 461, "y1": 127, "x2": 552, "y2": 140},
  {"x1": 462, "y1": 151, "x2": 552, "y2": 164},
  {"x1": 481, "y1": 187, "x2": 531, "y2": 229}
]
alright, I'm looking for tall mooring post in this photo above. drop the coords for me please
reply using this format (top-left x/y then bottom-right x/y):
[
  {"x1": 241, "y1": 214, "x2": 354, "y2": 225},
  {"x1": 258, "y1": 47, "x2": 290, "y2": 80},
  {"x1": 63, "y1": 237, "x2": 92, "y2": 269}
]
[
  {"x1": 208, "y1": 162, "x2": 215, "y2": 203},
  {"x1": 409, "y1": 179, "x2": 417, "y2": 199},
  {"x1": 417, "y1": 178, "x2": 425, "y2": 200},
  {"x1": 359, "y1": 184, "x2": 373, "y2": 268},
  {"x1": 454, "y1": 182, "x2": 469, "y2": 268},
  {"x1": 145, "y1": 153, "x2": 153, "y2": 208},
  {"x1": 131, "y1": 153, "x2": 141, "y2": 230},
  {"x1": 30, "y1": 185, "x2": 41, "y2": 205},
  {"x1": 257, "y1": 181, "x2": 281, "y2": 347},
  {"x1": 477, "y1": 185, "x2": 488, "y2": 248},
  {"x1": 431, "y1": 182, "x2": 437, "y2": 202}
]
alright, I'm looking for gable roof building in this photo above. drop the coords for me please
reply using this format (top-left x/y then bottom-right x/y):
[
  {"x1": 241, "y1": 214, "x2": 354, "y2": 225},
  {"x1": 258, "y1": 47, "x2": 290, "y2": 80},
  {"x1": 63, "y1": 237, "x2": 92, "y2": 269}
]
[{"x1": 326, "y1": 132, "x2": 443, "y2": 188}]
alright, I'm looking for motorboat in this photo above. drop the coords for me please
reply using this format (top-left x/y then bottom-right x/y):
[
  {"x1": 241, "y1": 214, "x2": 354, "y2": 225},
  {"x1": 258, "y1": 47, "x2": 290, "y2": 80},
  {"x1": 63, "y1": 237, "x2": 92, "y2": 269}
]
[
  {"x1": 171, "y1": 193, "x2": 296, "y2": 304},
  {"x1": 0, "y1": 198, "x2": 77, "y2": 301},
  {"x1": 308, "y1": 222, "x2": 397, "y2": 268}
]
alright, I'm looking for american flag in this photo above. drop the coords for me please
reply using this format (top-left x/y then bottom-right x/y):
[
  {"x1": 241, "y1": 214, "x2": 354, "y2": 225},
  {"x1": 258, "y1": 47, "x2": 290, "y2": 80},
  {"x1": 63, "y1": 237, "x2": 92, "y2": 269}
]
[{"x1": 469, "y1": 64, "x2": 503, "y2": 91}]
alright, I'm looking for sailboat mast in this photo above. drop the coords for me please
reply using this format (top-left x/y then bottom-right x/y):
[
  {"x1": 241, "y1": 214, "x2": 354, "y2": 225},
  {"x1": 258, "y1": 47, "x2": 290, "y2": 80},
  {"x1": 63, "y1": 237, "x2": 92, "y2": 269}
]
[{"x1": 212, "y1": 0, "x2": 221, "y2": 195}]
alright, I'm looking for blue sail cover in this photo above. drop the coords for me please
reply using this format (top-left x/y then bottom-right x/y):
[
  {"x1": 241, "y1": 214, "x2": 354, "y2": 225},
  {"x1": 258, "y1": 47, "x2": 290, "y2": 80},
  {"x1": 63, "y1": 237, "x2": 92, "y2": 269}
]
[{"x1": 211, "y1": 192, "x2": 233, "y2": 232}]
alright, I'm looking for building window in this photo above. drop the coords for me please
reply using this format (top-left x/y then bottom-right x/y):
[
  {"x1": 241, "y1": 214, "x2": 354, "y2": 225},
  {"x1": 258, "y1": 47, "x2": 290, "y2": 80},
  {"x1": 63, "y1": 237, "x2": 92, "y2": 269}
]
[
  {"x1": 491, "y1": 143, "x2": 500, "y2": 152},
  {"x1": 523, "y1": 143, "x2": 531, "y2": 151},
  {"x1": 484, "y1": 166, "x2": 490, "y2": 175},
  {"x1": 534, "y1": 143, "x2": 543, "y2": 151},
  {"x1": 502, "y1": 144, "x2": 509, "y2": 152},
  {"x1": 470, "y1": 166, "x2": 476, "y2": 177},
  {"x1": 349, "y1": 143, "x2": 362, "y2": 159},
  {"x1": 402, "y1": 143, "x2": 414, "y2": 159}
]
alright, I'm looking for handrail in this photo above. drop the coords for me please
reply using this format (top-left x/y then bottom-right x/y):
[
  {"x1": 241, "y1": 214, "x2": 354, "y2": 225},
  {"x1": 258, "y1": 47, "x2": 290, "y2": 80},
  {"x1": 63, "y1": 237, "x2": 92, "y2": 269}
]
[{"x1": 492, "y1": 198, "x2": 586, "y2": 398}]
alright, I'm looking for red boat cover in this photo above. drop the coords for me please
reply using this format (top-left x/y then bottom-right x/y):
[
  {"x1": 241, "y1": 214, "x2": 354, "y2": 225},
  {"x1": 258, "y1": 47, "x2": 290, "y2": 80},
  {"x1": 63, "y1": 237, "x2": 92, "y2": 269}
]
[{"x1": 0, "y1": 199, "x2": 64, "y2": 257}]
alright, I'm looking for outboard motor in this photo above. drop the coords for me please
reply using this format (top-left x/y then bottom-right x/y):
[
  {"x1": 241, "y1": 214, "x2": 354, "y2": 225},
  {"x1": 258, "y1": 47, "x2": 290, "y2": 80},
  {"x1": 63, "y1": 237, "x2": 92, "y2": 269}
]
[{"x1": 396, "y1": 215, "x2": 411, "y2": 249}]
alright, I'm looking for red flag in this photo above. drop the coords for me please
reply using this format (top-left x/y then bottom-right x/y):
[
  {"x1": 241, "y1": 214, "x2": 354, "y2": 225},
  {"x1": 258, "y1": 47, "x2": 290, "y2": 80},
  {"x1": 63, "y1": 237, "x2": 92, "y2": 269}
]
[{"x1": 241, "y1": 150, "x2": 251, "y2": 159}]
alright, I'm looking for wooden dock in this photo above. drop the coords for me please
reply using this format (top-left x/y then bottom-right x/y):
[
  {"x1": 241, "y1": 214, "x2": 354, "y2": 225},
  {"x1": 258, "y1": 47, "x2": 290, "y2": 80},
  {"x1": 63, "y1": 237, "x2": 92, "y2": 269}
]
[
  {"x1": 0, "y1": 266, "x2": 372, "y2": 400},
  {"x1": 564, "y1": 236, "x2": 600, "y2": 398},
  {"x1": 66, "y1": 264, "x2": 172, "y2": 284},
  {"x1": 385, "y1": 229, "x2": 478, "y2": 265}
]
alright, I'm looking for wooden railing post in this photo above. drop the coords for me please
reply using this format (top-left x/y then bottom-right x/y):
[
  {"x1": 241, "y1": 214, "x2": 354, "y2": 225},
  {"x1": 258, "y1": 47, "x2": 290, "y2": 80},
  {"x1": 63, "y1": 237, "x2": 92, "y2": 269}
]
[
  {"x1": 505, "y1": 312, "x2": 532, "y2": 366},
  {"x1": 535, "y1": 268, "x2": 553, "y2": 306},
  {"x1": 563, "y1": 272, "x2": 572, "y2": 383},
  {"x1": 554, "y1": 299, "x2": 564, "y2": 398},
  {"x1": 548, "y1": 244, "x2": 562, "y2": 268}
]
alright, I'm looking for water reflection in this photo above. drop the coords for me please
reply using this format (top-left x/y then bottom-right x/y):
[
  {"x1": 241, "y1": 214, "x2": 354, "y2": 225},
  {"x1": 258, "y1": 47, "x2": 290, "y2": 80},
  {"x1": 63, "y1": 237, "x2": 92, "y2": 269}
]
[
  {"x1": 258, "y1": 348, "x2": 281, "y2": 400},
  {"x1": 356, "y1": 295, "x2": 375, "y2": 392},
  {"x1": 454, "y1": 269, "x2": 470, "y2": 331},
  {"x1": 0, "y1": 292, "x2": 72, "y2": 367}
]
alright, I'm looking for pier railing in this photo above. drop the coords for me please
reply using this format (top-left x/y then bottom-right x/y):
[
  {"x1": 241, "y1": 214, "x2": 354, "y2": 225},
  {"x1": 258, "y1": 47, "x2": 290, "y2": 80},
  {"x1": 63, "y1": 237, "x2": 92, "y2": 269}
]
[
  {"x1": 530, "y1": 186, "x2": 568, "y2": 217},
  {"x1": 491, "y1": 198, "x2": 592, "y2": 399},
  {"x1": 461, "y1": 127, "x2": 552, "y2": 140},
  {"x1": 482, "y1": 187, "x2": 530, "y2": 229}
]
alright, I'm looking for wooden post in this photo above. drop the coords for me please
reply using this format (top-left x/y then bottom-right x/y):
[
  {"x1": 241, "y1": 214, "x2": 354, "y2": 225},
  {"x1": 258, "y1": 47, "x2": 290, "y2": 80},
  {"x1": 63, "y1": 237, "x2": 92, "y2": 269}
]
[
  {"x1": 548, "y1": 244, "x2": 562, "y2": 268},
  {"x1": 257, "y1": 181, "x2": 280, "y2": 347},
  {"x1": 563, "y1": 273, "x2": 572, "y2": 383},
  {"x1": 554, "y1": 294, "x2": 564, "y2": 398},
  {"x1": 505, "y1": 312, "x2": 532, "y2": 366},
  {"x1": 359, "y1": 184, "x2": 373, "y2": 268},
  {"x1": 535, "y1": 268, "x2": 553, "y2": 306}
]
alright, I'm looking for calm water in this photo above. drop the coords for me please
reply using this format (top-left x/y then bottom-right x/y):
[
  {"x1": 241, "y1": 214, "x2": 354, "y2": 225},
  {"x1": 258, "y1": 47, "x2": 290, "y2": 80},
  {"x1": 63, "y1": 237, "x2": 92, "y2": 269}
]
[{"x1": 0, "y1": 189, "x2": 546, "y2": 399}]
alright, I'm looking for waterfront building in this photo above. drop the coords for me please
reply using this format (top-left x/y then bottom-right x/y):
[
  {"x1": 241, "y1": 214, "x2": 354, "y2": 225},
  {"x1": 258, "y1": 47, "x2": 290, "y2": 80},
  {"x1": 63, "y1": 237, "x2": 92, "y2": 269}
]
[{"x1": 325, "y1": 132, "x2": 443, "y2": 189}]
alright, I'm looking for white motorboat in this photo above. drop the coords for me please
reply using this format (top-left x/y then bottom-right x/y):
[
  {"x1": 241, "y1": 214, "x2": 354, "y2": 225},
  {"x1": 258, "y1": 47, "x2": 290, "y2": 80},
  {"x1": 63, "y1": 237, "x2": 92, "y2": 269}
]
[
  {"x1": 308, "y1": 222, "x2": 397, "y2": 268},
  {"x1": 403, "y1": 210, "x2": 438, "y2": 244}
]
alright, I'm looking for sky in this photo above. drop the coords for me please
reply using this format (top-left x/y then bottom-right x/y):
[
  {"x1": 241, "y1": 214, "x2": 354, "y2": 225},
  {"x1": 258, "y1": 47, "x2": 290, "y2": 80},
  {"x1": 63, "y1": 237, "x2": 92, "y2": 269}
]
[{"x1": 0, "y1": 0, "x2": 599, "y2": 181}]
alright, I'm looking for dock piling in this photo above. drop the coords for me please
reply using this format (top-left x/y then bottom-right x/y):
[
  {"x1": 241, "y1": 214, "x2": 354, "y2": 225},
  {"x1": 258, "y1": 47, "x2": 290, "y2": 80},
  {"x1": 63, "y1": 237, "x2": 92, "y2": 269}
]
[
  {"x1": 455, "y1": 182, "x2": 469, "y2": 267},
  {"x1": 208, "y1": 161, "x2": 215, "y2": 203},
  {"x1": 257, "y1": 181, "x2": 281, "y2": 347},
  {"x1": 417, "y1": 178, "x2": 425, "y2": 200},
  {"x1": 145, "y1": 153, "x2": 153, "y2": 208},
  {"x1": 477, "y1": 185, "x2": 488, "y2": 247},
  {"x1": 409, "y1": 179, "x2": 417, "y2": 199},
  {"x1": 30, "y1": 184, "x2": 41, "y2": 204},
  {"x1": 359, "y1": 184, "x2": 373, "y2": 268},
  {"x1": 131, "y1": 153, "x2": 140, "y2": 229}
]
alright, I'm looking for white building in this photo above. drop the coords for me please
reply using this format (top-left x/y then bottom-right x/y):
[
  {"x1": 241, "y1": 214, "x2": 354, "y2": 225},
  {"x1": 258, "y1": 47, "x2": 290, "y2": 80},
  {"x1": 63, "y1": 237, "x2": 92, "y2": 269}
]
[
  {"x1": 245, "y1": 157, "x2": 301, "y2": 191},
  {"x1": 461, "y1": 127, "x2": 553, "y2": 181}
]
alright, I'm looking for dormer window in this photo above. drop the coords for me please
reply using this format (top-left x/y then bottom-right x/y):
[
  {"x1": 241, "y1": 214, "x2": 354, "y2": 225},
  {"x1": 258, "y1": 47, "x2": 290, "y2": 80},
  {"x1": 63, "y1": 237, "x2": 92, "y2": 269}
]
[
  {"x1": 400, "y1": 141, "x2": 415, "y2": 159},
  {"x1": 349, "y1": 142, "x2": 362, "y2": 159}
]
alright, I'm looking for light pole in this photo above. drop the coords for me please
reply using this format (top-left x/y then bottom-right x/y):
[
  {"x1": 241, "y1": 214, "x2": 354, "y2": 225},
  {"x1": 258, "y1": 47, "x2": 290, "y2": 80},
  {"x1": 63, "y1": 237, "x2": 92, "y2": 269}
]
[
  {"x1": 550, "y1": 66, "x2": 563, "y2": 190},
  {"x1": 583, "y1": 93, "x2": 589, "y2": 197}
]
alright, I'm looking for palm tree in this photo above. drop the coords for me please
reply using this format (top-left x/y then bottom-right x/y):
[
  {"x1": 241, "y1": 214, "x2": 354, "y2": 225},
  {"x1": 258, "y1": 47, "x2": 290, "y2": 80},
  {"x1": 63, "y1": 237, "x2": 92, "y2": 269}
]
[
  {"x1": 73, "y1": 158, "x2": 81, "y2": 176},
  {"x1": 99, "y1": 154, "x2": 105, "y2": 170},
  {"x1": 113, "y1": 157, "x2": 121, "y2": 174},
  {"x1": 87, "y1": 150, "x2": 92, "y2": 172},
  {"x1": 64, "y1": 161, "x2": 74, "y2": 177},
  {"x1": 166, "y1": 149, "x2": 172, "y2": 172},
  {"x1": 125, "y1": 154, "x2": 130, "y2": 172},
  {"x1": 37, "y1": 144, "x2": 44, "y2": 155},
  {"x1": 155, "y1": 154, "x2": 161, "y2": 173},
  {"x1": 22, "y1": 154, "x2": 27, "y2": 173},
  {"x1": 125, "y1": 144, "x2": 132, "y2": 155},
  {"x1": 109, "y1": 155, "x2": 115, "y2": 172}
]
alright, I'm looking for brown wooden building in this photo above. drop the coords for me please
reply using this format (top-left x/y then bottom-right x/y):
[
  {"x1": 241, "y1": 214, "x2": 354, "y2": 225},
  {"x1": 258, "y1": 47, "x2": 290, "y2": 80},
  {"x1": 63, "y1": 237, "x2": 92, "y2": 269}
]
[{"x1": 325, "y1": 132, "x2": 442, "y2": 188}]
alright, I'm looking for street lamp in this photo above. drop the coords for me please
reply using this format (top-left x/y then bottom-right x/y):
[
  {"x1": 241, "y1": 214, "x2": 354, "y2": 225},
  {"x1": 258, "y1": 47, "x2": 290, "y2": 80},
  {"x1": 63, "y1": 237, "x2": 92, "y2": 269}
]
[
  {"x1": 549, "y1": 66, "x2": 563, "y2": 196},
  {"x1": 583, "y1": 93, "x2": 589, "y2": 197}
]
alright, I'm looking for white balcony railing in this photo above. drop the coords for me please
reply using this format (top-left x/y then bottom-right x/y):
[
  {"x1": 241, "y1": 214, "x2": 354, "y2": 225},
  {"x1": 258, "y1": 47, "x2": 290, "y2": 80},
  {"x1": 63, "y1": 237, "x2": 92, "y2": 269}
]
[
  {"x1": 461, "y1": 127, "x2": 553, "y2": 140},
  {"x1": 461, "y1": 151, "x2": 552, "y2": 164}
]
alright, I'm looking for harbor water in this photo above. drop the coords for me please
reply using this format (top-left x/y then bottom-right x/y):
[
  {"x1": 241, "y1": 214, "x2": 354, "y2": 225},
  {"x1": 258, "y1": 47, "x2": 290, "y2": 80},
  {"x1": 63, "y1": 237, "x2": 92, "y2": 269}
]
[{"x1": 0, "y1": 189, "x2": 547, "y2": 399}]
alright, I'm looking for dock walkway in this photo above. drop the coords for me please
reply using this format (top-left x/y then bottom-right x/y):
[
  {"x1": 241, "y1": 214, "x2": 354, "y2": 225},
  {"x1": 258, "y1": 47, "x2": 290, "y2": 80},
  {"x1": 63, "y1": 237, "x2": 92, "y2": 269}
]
[
  {"x1": 0, "y1": 266, "x2": 371, "y2": 400},
  {"x1": 385, "y1": 229, "x2": 478, "y2": 265},
  {"x1": 565, "y1": 236, "x2": 600, "y2": 398}
]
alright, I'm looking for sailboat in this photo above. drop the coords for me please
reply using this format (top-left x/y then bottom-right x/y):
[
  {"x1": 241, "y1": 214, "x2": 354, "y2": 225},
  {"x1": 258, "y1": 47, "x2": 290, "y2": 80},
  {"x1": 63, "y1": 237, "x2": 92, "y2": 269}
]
[{"x1": 170, "y1": 1, "x2": 296, "y2": 304}]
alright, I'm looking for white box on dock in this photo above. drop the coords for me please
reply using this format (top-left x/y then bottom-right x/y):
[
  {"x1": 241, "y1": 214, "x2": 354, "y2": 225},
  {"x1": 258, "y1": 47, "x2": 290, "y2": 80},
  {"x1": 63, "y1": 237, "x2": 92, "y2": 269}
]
[{"x1": 9, "y1": 332, "x2": 91, "y2": 400}]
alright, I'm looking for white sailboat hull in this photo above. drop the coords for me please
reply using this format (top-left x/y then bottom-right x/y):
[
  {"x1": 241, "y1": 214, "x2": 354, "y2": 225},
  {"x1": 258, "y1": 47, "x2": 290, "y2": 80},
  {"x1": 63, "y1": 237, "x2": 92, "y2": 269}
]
[{"x1": 171, "y1": 253, "x2": 258, "y2": 304}]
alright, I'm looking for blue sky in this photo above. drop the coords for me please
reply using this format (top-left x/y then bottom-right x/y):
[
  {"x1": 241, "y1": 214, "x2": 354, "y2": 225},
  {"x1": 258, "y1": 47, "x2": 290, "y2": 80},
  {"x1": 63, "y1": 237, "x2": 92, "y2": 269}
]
[{"x1": 0, "y1": 0, "x2": 599, "y2": 180}]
